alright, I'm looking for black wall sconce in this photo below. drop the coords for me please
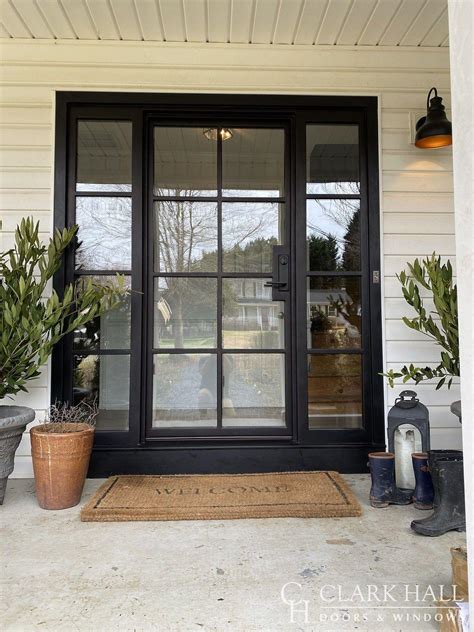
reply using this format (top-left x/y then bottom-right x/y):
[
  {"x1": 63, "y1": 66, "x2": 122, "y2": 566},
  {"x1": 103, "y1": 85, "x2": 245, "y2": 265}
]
[{"x1": 415, "y1": 87, "x2": 452, "y2": 149}]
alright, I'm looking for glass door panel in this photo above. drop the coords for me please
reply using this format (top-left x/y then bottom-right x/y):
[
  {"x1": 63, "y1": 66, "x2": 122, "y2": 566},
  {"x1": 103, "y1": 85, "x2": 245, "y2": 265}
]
[
  {"x1": 149, "y1": 124, "x2": 289, "y2": 437},
  {"x1": 222, "y1": 127, "x2": 285, "y2": 197},
  {"x1": 153, "y1": 354, "x2": 218, "y2": 428},
  {"x1": 307, "y1": 354, "x2": 363, "y2": 430},
  {"x1": 153, "y1": 127, "x2": 217, "y2": 196},
  {"x1": 222, "y1": 202, "x2": 285, "y2": 272},
  {"x1": 222, "y1": 353, "x2": 286, "y2": 427},
  {"x1": 304, "y1": 123, "x2": 365, "y2": 434},
  {"x1": 72, "y1": 119, "x2": 133, "y2": 433},
  {"x1": 153, "y1": 201, "x2": 218, "y2": 273},
  {"x1": 306, "y1": 124, "x2": 360, "y2": 195}
]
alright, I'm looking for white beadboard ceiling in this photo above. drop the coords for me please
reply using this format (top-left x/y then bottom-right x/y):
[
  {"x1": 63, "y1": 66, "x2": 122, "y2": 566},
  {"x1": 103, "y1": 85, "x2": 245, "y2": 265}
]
[{"x1": 0, "y1": 0, "x2": 449, "y2": 46}]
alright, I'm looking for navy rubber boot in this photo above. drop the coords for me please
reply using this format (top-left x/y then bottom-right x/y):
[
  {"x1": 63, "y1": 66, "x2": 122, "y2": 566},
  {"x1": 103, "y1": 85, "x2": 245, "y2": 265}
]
[
  {"x1": 411, "y1": 452, "x2": 434, "y2": 510},
  {"x1": 368, "y1": 452, "x2": 413, "y2": 508}
]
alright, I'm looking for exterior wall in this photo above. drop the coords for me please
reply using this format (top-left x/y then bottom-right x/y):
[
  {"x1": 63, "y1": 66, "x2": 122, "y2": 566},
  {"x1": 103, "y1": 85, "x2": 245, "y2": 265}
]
[
  {"x1": 0, "y1": 40, "x2": 460, "y2": 477},
  {"x1": 448, "y1": 0, "x2": 473, "y2": 608}
]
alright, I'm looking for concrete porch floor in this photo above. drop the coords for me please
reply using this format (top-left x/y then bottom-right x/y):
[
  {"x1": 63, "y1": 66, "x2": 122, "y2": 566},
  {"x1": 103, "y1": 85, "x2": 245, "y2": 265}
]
[{"x1": 1, "y1": 475, "x2": 466, "y2": 632}]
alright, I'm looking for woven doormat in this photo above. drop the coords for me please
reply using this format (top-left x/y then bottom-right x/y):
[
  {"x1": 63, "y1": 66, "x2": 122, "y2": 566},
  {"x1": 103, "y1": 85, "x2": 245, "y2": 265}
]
[{"x1": 80, "y1": 472, "x2": 361, "y2": 522}]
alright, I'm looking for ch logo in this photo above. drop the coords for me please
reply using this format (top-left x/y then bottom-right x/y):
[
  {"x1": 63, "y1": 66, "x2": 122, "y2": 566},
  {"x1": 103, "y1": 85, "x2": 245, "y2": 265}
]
[{"x1": 281, "y1": 582, "x2": 309, "y2": 623}]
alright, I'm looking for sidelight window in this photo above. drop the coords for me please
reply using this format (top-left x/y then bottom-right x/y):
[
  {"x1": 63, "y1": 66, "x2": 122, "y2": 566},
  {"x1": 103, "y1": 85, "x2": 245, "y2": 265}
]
[
  {"x1": 306, "y1": 124, "x2": 363, "y2": 430},
  {"x1": 72, "y1": 119, "x2": 133, "y2": 432}
]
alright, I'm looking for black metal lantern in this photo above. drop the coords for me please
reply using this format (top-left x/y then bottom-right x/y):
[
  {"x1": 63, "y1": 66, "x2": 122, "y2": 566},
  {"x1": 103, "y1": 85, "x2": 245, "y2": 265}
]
[
  {"x1": 388, "y1": 390, "x2": 430, "y2": 454},
  {"x1": 415, "y1": 87, "x2": 452, "y2": 149},
  {"x1": 388, "y1": 390, "x2": 431, "y2": 489}
]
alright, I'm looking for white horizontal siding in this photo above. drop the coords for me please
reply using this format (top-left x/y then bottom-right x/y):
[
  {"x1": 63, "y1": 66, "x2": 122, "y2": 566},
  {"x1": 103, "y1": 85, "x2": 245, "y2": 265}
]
[{"x1": 0, "y1": 39, "x2": 458, "y2": 475}]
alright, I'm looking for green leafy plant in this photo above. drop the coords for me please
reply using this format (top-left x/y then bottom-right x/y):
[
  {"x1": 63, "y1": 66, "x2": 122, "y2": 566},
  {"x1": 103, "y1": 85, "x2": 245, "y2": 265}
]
[
  {"x1": 384, "y1": 254, "x2": 459, "y2": 390},
  {"x1": 0, "y1": 218, "x2": 128, "y2": 399}
]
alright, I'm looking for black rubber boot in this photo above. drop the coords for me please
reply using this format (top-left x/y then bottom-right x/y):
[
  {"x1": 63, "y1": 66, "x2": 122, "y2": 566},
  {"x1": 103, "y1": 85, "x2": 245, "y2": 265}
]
[
  {"x1": 411, "y1": 452, "x2": 434, "y2": 510},
  {"x1": 411, "y1": 453, "x2": 465, "y2": 536},
  {"x1": 369, "y1": 452, "x2": 413, "y2": 508},
  {"x1": 424, "y1": 450, "x2": 463, "y2": 508}
]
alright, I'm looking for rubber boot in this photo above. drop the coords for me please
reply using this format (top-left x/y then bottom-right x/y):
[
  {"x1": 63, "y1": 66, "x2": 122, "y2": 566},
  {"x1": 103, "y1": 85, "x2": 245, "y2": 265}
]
[
  {"x1": 411, "y1": 453, "x2": 465, "y2": 536},
  {"x1": 411, "y1": 453, "x2": 434, "y2": 510},
  {"x1": 369, "y1": 452, "x2": 413, "y2": 508},
  {"x1": 425, "y1": 450, "x2": 463, "y2": 509}
]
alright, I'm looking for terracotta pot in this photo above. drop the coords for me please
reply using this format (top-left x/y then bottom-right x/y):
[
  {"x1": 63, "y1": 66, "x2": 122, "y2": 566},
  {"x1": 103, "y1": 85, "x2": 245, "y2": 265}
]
[{"x1": 31, "y1": 423, "x2": 94, "y2": 510}]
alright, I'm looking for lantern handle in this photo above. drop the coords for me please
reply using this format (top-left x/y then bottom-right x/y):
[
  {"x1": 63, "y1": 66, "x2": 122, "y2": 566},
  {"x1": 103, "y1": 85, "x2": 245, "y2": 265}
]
[{"x1": 395, "y1": 390, "x2": 419, "y2": 409}]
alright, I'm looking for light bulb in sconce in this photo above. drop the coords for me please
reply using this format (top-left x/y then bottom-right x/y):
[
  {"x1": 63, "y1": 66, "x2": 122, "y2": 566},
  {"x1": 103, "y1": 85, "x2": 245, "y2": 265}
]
[{"x1": 203, "y1": 128, "x2": 233, "y2": 141}]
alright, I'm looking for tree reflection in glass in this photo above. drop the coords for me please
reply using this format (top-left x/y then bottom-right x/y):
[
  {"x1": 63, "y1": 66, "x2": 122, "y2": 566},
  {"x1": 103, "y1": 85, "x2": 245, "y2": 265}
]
[
  {"x1": 307, "y1": 199, "x2": 360, "y2": 271},
  {"x1": 222, "y1": 202, "x2": 284, "y2": 273},
  {"x1": 154, "y1": 198, "x2": 218, "y2": 273},
  {"x1": 75, "y1": 196, "x2": 131, "y2": 270},
  {"x1": 154, "y1": 278, "x2": 217, "y2": 349}
]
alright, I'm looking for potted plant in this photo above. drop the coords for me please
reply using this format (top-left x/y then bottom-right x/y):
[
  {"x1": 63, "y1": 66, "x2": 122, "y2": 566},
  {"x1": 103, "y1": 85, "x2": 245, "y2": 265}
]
[
  {"x1": 310, "y1": 308, "x2": 333, "y2": 348},
  {"x1": 384, "y1": 254, "x2": 459, "y2": 393},
  {"x1": 0, "y1": 218, "x2": 127, "y2": 504},
  {"x1": 31, "y1": 401, "x2": 98, "y2": 510},
  {"x1": 383, "y1": 254, "x2": 465, "y2": 536}
]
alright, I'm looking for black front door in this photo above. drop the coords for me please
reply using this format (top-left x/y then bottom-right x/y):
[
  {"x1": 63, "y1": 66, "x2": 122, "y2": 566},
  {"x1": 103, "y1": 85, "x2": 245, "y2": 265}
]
[
  {"x1": 146, "y1": 121, "x2": 293, "y2": 440},
  {"x1": 54, "y1": 93, "x2": 384, "y2": 474}
]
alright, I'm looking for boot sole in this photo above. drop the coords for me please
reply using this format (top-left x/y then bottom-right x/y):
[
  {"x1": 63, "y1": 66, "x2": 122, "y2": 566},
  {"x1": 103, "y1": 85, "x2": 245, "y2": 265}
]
[
  {"x1": 414, "y1": 502, "x2": 434, "y2": 510},
  {"x1": 411, "y1": 523, "x2": 466, "y2": 536},
  {"x1": 370, "y1": 500, "x2": 389, "y2": 508}
]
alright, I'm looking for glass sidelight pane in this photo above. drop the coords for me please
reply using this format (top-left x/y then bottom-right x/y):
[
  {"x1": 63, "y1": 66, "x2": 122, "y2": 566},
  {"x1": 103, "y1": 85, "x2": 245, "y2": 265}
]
[
  {"x1": 77, "y1": 121, "x2": 132, "y2": 193},
  {"x1": 222, "y1": 202, "x2": 285, "y2": 272},
  {"x1": 306, "y1": 125, "x2": 359, "y2": 195},
  {"x1": 154, "y1": 277, "x2": 217, "y2": 349},
  {"x1": 74, "y1": 276, "x2": 132, "y2": 351},
  {"x1": 73, "y1": 354, "x2": 130, "y2": 431},
  {"x1": 307, "y1": 277, "x2": 361, "y2": 349},
  {"x1": 222, "y1": 128, "x2": 285, "y2": 197},
  {"x1": 154, "y1": 201, "x2": 218, "y2": 272},
  {"x1": 75, "y1": 197, "x2": 131, "y2": 270},
  {"x1": 153, "y1": 354, "x2": 217, "y2": 428},
  {"x1": 222, "y1": 353, "x2": 286, "y2": 427},
  {"x1": 307, "y1": 354, "x2": 362, "y2": 429},
  {"x1": 154, "y1": 127, "x2": 217, "y2": 197},
  {"x1": 223, "y1": 278, "x2": 284, "y2": 349},
  {"x1": 307, "y1": 199, "x2": 360, "y2": 271}
]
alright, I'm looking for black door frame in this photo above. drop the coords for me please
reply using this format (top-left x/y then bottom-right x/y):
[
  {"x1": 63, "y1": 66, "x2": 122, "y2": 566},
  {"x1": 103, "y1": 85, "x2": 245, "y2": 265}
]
[{"x1": 53, "y1": 92, "x2": 385, "y2": 475}]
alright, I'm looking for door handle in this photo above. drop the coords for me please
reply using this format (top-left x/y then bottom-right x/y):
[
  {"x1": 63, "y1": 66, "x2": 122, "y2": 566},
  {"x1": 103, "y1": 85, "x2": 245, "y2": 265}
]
[{"x1": 267, "y1": 246, "x2": 290, "y2": 299}]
